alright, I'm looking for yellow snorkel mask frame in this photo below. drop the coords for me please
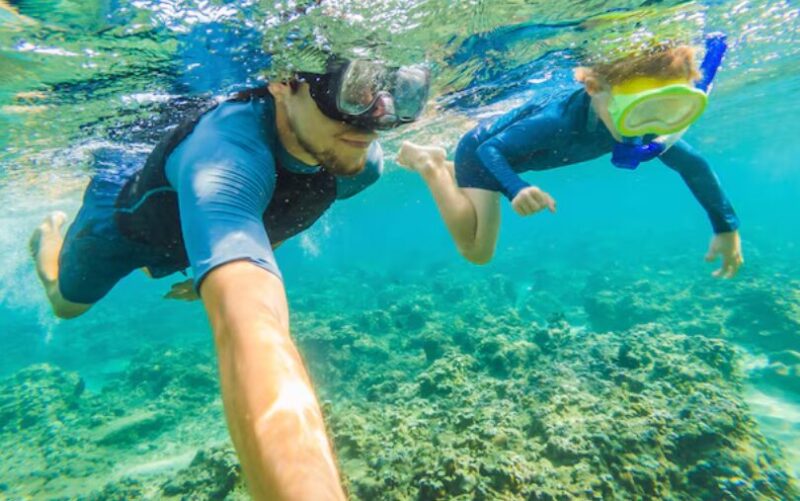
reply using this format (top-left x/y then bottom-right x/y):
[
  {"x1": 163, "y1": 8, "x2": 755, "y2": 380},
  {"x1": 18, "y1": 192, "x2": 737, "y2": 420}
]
[{"x1": 607, "y1": 77, "x2": 708, "y2": 137}]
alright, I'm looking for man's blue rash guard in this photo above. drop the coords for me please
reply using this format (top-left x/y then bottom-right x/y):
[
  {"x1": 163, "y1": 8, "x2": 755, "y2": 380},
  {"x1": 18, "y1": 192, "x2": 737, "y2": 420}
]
[
  {"x1": 57, "y1": 92, "x2": 382, "y2": 305},
  {"x1": 455, "y1": 88, "x2": 739, "y2": 233},
  {"x1": 162, "y1": 97, "x2": 383, "y2": 287}
]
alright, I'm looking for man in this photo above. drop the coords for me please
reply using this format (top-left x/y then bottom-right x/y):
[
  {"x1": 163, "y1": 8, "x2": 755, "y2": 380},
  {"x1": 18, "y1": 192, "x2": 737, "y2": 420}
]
[{"x1": 30, "y1": 59, "x2": 430, "y2": 500}]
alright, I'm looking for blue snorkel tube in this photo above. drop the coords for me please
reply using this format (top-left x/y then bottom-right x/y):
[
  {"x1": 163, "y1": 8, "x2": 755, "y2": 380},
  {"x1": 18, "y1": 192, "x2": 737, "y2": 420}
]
[
  {"x1": 695, "y1": 33, "x2": 727, "y2": 92},
  {"x1": 611, "y1": 33, "x2": 728, "y2": 169}
]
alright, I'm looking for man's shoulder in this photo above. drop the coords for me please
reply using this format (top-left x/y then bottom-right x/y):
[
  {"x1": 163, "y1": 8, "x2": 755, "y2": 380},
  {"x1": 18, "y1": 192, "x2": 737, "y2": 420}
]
[
  {"x1": 196, "y1": 97, "x2": 275, "y2": 143},
  {"x1": 170, "y1": 97, "x2": 278, "y2": 165},
  {"x1": 164, "y1": 96, "x2": 280, "y2": 189}
]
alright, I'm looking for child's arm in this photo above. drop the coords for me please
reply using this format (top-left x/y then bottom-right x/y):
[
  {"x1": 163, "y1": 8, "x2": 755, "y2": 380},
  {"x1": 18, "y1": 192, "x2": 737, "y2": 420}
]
[
  {"x1": 658, "y1": 140, "x2": 739, "y2": 233},
  {"x1": 659, "y1": 140, "x2": 743, "y2": 277},
  {"x1": 475, "y1": 115, "x2": 558, "y2": 215}
]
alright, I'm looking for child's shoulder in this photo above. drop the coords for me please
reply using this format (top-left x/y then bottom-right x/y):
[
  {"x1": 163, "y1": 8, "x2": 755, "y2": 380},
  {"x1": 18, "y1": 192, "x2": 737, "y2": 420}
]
[
  {"x1": 524, "y1": 84, "x2": 585, "y2": 117},
  {"x1": 485, "y1": 85, "x2": 585, "y2": 134}
]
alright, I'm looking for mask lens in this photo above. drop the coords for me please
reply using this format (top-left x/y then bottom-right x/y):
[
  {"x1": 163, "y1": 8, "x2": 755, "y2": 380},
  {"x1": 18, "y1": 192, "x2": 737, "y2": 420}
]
[
  {"x1": 616, "y1": 86, "x2": 707, "y2": 136},
  {"x1": 393, "y1": 66, "x2": 429, "y2": 120},
  {"x1": 628, "y1": 95, "x2": 702, "y2": 132},
  {"x1": 338, "y1": 61, "x2": 388, "y2": 116}
]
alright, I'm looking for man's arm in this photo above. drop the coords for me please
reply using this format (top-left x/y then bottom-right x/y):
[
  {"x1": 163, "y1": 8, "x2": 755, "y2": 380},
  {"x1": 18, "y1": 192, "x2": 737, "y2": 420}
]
[
  {"x1": 165, "y1": 108, "x2": 346, "y2": 497},
  {"x1": 201, "y1": 261, "x2": 344, "y2": 500}
]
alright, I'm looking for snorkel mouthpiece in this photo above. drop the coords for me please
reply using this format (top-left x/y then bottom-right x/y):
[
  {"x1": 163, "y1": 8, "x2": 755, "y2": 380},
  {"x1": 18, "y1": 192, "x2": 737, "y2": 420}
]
[{"x1": 611, "y1": 138, "x2": 666, "y2": 169}]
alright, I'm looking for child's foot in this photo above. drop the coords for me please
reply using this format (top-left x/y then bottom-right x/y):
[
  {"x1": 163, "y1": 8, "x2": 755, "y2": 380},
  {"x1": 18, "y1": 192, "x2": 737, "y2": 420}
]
[
  {"x1": 30, "y1": 211, "x2": 67, "y2": 284},
  {"x1": 396, "y1": 141, "x2": 447, "y2": 174}
]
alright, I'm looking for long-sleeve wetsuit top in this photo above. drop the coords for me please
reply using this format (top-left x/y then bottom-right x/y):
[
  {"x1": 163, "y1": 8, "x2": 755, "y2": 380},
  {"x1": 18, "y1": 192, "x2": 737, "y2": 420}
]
[
  {"x1": 456, "y1": 87, "x2": 739, "y2": 233},
  {"x1": 164, "y1": 98, "x2": 383, "y2": 288}
]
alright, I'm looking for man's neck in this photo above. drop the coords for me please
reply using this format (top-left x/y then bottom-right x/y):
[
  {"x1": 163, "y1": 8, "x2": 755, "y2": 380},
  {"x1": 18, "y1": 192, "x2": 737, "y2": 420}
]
[{"x1": 274, "y1": 101, "x2": 319, "y2": 165}]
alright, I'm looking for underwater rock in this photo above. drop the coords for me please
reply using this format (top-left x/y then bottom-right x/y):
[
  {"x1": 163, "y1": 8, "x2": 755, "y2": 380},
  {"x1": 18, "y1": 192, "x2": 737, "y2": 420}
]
[
  {"x1": 753, "y1": 361, "x2": 800, "y2": 395},
  {"x1": 408, "y1": 328, "x2": 452, "y2": 363},
  {"x1": 390, "y1": 296, "x2": 434, "y2": 331},
  {"x1": 356, "y1": 308, "x2": 392, "y2": 334},
  {"x1": 0, "y1": 343, "x2": 230, "y2": 500},
  {"x1": 295, "y1": 316, "x2": 360, "y2": 353},
  {"x1": 727, "y1": 285, "x2": 800, "y2": 352},
  {"x1": 475, "y1": 336, "x2": 540, "y2": 377},
  {"x1": 120, "y1": 346, "x2": 218, "y2": 404},
  {"x1": 583, "y1": 280, "x2": 672, "y2": 333},
  {"x1": 161, "y1": 444, "x2": 245, "y2": 499},
  {"x1": 350, "y1": 336, "x2": 391, "y2": 364},
  {"x1": 93, "y1": 410, "x2": 167, "y2": 446},
  {"x1": 88, "y1": 477, "x2": 149, "y2": 500},
  {"x1": 416, "y1": 354, "x2": 476, "y2": 398},
  {"x1": 0, "y1": 364, "x2": 84, "y2": 432}
]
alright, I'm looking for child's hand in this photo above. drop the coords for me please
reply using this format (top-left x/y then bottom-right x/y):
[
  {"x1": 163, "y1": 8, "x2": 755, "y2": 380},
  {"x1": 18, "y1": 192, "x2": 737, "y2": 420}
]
[
  {"x1": 511, "y1": 186, "x2": 556, "y2": 216},
  {"x1": 705, "y1": 230, "x2": 744, "y2": 278}
]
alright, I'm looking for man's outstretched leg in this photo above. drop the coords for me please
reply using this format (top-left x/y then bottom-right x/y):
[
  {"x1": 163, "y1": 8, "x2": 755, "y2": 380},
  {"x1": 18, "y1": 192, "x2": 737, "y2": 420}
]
[{"x1": 30, "y1": 211, "x2": 92, "y2": 319}]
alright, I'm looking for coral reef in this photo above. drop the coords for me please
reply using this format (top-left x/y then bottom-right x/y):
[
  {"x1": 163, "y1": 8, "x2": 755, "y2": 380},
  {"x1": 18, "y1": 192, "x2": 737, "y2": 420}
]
[
  {"x1": 1, "y1": 255, "x2": 798, "y2": 499},
  {"x1": 580, "y1": 261, "x2": 800, "y2": 399},
  {"x1": 327, "y1": 320, "x2": 794, "y2": 500},
  {"x1": 0, "y1": 346, "x2": 231, "y2": 499}
]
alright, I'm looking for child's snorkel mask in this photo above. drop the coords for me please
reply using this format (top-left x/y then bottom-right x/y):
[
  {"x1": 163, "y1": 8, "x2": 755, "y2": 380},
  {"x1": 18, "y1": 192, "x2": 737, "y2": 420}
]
[
  {"x1": 608, "y1": 80, "x2": 708, "y2": 137},
  {"x1": 610, "y1": 34, "x2": 727, "y2": 169}
]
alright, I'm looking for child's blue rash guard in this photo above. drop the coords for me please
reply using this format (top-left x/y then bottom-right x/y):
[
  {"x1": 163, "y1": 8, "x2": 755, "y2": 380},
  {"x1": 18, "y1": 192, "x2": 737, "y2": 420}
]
[{"x1": 454, "y1": 88, "x2": 739, "y2": 234}]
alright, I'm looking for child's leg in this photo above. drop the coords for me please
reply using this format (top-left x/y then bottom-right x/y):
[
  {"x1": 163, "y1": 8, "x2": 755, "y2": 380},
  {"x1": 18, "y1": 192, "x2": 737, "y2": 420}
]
[
  {"x1": 461, "y1": 187, "x2": 501, "y2": 263},
  {"x1": 398, "y1": 141, "x2": 501, "y2": 263},
  {"x1": 30, "y1": 212, "x2": 92, "y2": 318}
]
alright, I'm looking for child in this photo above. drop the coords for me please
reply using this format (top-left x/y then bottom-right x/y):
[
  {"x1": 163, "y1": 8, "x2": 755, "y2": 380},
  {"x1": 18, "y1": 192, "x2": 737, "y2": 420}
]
[{"x1": 398, "y1": 37, "x2": 743, "y2": 278}]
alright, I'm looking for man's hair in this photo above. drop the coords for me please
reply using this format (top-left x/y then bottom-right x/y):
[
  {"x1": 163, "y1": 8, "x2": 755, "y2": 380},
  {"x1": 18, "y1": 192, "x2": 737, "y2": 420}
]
[
  {"x1": 287, "y1": 56, "x2": 346, "y2": 94},
  {"x1": 576, "y1": 45, "x2": 701, "y2": 87}
]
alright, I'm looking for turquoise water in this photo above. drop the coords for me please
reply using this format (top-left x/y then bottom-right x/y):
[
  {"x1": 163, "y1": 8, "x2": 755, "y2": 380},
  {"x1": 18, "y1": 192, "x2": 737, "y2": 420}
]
[{"x1": 2, "y1": 0, "x2": 800, "y2": 499}]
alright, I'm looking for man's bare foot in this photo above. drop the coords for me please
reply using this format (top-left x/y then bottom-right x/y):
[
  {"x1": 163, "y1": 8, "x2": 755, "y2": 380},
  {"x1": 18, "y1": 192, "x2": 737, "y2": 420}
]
[
  {"x1": 30, "y1": 211, "x2": 67, "y2": 285},
  {"x1": 165, "y1": 278, "x2": 200, "y2": 301},
  {"x1": 396, "y1": 141, "x2": 447, "y2": 174},
  {"x1": 30, "y1": 211, "x2": 92, "y2": 319}
]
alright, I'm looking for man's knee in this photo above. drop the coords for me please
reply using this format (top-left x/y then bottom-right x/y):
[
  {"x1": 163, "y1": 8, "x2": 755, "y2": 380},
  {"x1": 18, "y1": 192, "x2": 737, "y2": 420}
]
[
  {"x1": 52, "y1": 302, "x2": 92, "y2": 319},
  {"x1": 49, "y1": 287, "x2": 92, "y2": 319}
]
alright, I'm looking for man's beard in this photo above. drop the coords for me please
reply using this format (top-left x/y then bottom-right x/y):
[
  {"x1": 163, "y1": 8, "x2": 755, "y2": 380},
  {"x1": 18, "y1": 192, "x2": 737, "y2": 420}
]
[{"x1": 297, "y1": 134, "x2": 366, "y2": 177}]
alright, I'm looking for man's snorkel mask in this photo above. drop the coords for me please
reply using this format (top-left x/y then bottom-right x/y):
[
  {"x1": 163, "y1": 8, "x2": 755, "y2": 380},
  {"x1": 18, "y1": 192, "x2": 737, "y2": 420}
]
[
  {"x1": 610, "y1": 34, "x2": 727, "y2": 169},
  {"x1": 297, "y1": 59, "x2": 431, "y2": 131}
]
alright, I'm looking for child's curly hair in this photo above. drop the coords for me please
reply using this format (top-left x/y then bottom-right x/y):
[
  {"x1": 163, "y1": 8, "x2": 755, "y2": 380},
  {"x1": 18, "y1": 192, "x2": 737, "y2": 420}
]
[{"x1": 575, "y1": 44, "x2": 701, "y2": 90}]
